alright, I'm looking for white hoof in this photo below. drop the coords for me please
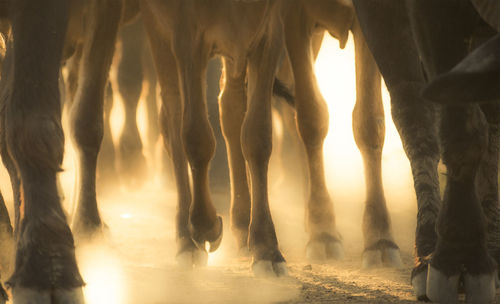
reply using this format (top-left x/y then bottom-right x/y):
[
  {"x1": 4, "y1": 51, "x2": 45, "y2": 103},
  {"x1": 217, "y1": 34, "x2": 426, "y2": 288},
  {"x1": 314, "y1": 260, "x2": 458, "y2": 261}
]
[
  {"x1": 362, "y1": 250, "x2": 382, "y2": 269},
  {"x1": 326, "y1": 241, "x2": 345, "y2": 260},
  {"x1": 411, "y1": 268, "x2": 428, "y2": 301},
  {"x1": 382, "y1": 247, "x2": 403, "y2": 268},
  {"x1": 306, "y1": 241, "x2": 327, "y2": 261},
  {"x1": 426, "y1": 265, "x2": 460, "y2": 304},
  {"x1": 193, "y1": 248, "x2": 208, "y2": 267},
  {"x1": 463, "y1": 272, "x2": 496, "y2": 304}
]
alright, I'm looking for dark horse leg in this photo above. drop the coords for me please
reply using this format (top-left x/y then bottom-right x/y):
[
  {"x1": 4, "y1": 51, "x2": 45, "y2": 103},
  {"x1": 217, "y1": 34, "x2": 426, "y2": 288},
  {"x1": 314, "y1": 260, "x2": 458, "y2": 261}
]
[
  {"x1": 116, "y1": 17, "x2": 148, "y2": 188},
  {"x1": 71, "y1": 0, "x2": 122, "y2": 239},
  {"x1": 5, "y1": 0, "x2": 84, "y2": 301},
  {"x1": 408, "y1": 0, "x2": 497, "y2": 301},
  {"x1": 353, "y1": 0, "x2": 440, "y2": 299}
]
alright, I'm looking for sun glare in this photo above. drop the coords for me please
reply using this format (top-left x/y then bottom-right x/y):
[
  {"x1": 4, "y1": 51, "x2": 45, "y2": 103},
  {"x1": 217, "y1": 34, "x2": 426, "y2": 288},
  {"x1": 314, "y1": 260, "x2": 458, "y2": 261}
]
[
  {"x1": 79, "y1": 246, "x2": 126, "y2": 304},
  {"x1": 315, "y1": 33, "x2": 413, "y2": 206}
]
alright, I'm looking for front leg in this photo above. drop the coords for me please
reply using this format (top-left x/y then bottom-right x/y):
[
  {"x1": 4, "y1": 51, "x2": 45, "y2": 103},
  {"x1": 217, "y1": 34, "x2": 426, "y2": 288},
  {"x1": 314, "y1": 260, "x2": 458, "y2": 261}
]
[
  {"x1": 5, "y1": 0, "x2": 84, "y2": 301},
  {"x1": 70, "y1": 0, "x2": 122, "y2": 240},
  {"x1": 243, "y1": 18, "x2": 287, "y2": 277}
]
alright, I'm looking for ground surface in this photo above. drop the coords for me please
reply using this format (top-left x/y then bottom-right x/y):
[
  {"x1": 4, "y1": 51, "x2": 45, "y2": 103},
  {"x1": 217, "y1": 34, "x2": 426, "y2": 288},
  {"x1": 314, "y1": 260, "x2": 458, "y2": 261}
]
[{"x1": 66, "y1": 178, "x2": 499, "y2": 304}]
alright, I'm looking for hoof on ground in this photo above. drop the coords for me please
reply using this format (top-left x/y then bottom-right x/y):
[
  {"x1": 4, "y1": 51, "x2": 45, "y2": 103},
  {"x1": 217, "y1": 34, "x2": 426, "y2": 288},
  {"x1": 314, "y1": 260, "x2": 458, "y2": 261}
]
[
  {"x1": 362, "y1": 240, "x2": 402, "y2": 269},
  {"x1": 192, "y1": 216, "x2": 223, "y2": 253},
  {"x1": 252, "y1": 260, "x2": 288, "y2": 278},
  {"x1": 176, "y1": 248, "x2": 208, "y2": 269},
  {"x1": 362, "y1": 249, "x2": 382, "y2": 269},
  {"x1": 382, "y1": 247, "x2": 403, "y2": 268},
  {"x1": 426, "y1": 265, "x2": 461, "y2": 303},
  {"x1": 237, "y1": 246, "x2": 251, "y2": 258},
  {"x1": 306, "y1": 238, "x2": 344, "y2": 262},
  {"x1": 463, "y1": 272, "x2": 496, "y2": 303},
  {"x1": 12, "y1": 287, "x2": 84, "y2": 304},
  {"x1": 411, "y1": 267, "x2": 428, "y2": 301},
  {"x1": 72, "y1": 221, "x2": 110, "y2": 245}
]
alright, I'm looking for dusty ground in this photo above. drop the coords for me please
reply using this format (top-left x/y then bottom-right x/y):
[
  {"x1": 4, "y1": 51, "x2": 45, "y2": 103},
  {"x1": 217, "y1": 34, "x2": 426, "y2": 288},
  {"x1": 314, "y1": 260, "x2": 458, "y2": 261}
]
[{"x1": 66, "y1": 177, "x2": 499, "y2": 304}]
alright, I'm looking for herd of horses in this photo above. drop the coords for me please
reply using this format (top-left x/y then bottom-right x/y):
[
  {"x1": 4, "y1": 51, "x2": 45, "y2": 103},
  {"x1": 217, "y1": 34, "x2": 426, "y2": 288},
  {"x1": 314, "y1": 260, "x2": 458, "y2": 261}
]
[{"x1": 0, "y1": 0, "x2": 499, "y2": 303}]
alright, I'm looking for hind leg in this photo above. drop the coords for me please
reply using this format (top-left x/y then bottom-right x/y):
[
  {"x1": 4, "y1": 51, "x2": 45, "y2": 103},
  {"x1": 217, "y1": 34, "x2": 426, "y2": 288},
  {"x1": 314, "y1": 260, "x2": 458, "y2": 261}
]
[
  {"x1": 70, "y1": 0, "x2": 122, "y2": 240},
  {"x1": 116, "y1": 19, "x2": 147, "y2": 187},
  {"x1": 219, "y1": 59, "x2": 251, "y2": 254},
  {"x1": 285, "y1": 6, "x2": 342, "y2": 262},
  {"x1": 171, "y1": 37, "x2": 222, "y2": 254},
  {"x1": 351, "y1": 19, "x2": 402, "y2": 268},
  {"x1": 141, "y1": 13, "x2": 210, "y2": 266},
  {"x1": 96, "y1": 82, "x2": 118, "y2": 193},
  {"x1": 6, "y1": 0, "x2": 84, "y2": 301}
]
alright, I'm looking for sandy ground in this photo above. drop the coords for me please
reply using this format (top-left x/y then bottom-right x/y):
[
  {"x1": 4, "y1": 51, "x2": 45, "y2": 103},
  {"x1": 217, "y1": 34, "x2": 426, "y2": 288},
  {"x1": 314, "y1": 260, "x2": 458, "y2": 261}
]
[{"x1": 65, "y1": 175, "x2": 498, "y2": 304}]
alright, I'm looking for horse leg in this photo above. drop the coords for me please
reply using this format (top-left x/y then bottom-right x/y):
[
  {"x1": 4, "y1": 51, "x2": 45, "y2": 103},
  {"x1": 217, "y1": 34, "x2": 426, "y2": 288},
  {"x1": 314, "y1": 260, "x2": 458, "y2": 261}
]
[
  {"x1": 352, "y1": 19, "x2": 402, "y2": 268},
  {"x1": 70, "y1": 0, "x2": 122, "y2": 239},
  {"x1": 476, "y1": 102, "x2": 500, "y2": 285},
  {"x1": 408, "y1": 0, "x2": 496, "y2": 301},
  {"x1": 170, "y1": 34, "x2": 222, "y2": 254},
  {"x1": 353, "y1": 0, "x2": 441, "y2": 298},
  {"x1": 285, "y1": 5, "x2": 342, "y2": 262},
  {"x1": 6, "y1": 0, "x2": 84, "y2": 301},
  {"x1": 219, "y1": 58, "x2": 251, "y2": 254},
  {"x1": 96, "y1": 82, "x2": 118, "y2": 193},
  {"x1": 141, "y1": 9, "x2": 211, "y2": 266},
  {"x1": 116, "y1": 19, "x2": 148, "y2": 187},
  {"x1": 243, "y1": 18, "x2": 287, "y2": 277}
]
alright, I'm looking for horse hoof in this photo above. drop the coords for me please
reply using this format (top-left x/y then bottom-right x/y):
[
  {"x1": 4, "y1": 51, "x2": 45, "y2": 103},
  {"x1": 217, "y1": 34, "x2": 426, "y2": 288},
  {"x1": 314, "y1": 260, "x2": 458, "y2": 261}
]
[
  {"x1": 12, "y1": 287, "x2": 84, "y2": 304},
  {"x1": 192, "y1": 216, "x2": 223, "y2": 253},
  {"x1": 193, "y1": 248, "x2": 208, "y2": 267},
  {"x1": 252, "y1": 260, "x2": 288, "y2": 278},
  {"x1": 252, "y1": 260, "x2": 275, "y2": 277},
  {"x1": 463, "y1": 272, "x2": 496, "y2": 303},
  {"x1": 306, "y1": 239, "x2": 344, "y2": 262},
  {"x1": 326, "y1": 240, "x2": 344, "y2": 260},
  {"x1": 272, "y1": 261, "x2": 288, "y2": 277},
  {"x1": 411, "y1": 268, "x2": 428, "y2": 301},
  {"x1": 306, "y1": 241, "x2": 327, "y2": 261},
  {"x1": 382, "y1": 247, "x2": 403, "y2": 268},
  {"x1": 176, "y1": 248, "x2": 208, "y2": 268},
  {"x1": 362, "y1": 249, "x2": 382, "y2": 269},
  {"x1": 176, "y1": 250, "x2": 194, "y2": 269},
  {"x1": 426, "y1": 265, "x2": 460, "y2": 304},
  {"x1": 237, "y1": 246, "x2": 251, "y2": 258}
]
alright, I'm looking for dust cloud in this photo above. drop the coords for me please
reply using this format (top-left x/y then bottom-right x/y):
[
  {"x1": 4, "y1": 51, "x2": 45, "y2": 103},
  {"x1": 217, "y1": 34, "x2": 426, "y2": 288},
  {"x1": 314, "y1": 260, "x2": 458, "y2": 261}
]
[{"x1": 0, "y1": 33, "x2": 429, "y2": 303}]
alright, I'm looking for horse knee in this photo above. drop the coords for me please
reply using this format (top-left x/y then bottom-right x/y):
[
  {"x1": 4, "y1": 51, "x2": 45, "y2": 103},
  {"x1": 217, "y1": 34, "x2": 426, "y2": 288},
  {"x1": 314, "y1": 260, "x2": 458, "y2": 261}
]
[
  {"x1": 296, "y1": 98, "x2": 329, "y2": 150},
  {"x1": 6, "y1": 114, "x2": 64, "y2": 172}
]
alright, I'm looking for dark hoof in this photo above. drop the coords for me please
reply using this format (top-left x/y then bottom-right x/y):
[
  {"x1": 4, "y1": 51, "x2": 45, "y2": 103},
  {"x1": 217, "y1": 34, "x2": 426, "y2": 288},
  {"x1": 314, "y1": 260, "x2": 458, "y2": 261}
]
[
  {"x1": 306, "y1": 233, "x2": 344, "y2": 262},
  {"x1": 426, "y1": 265, "x2": 496, "y2": 304},
  {"x1": 118, "y1": 151, "x2": 148, "y2": 189},
  {"x1": 192, "y1": 216, "x2": 223, "y2": 253},
  {"x1": 252, "y1": 260, "x2": 288, "y2": 278},
  {"x1": 72, "y1": 221, "x2": 110, "y2": 244},
  {"x1": 362, "y1": 240, "x2": 402, "y2": 269},
  {"x1": 12, "y1": 287, "x2": 84, "y2": 304},
  {"x1": 176, "y1": 248, "x2": 208, "y2": 269}
]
